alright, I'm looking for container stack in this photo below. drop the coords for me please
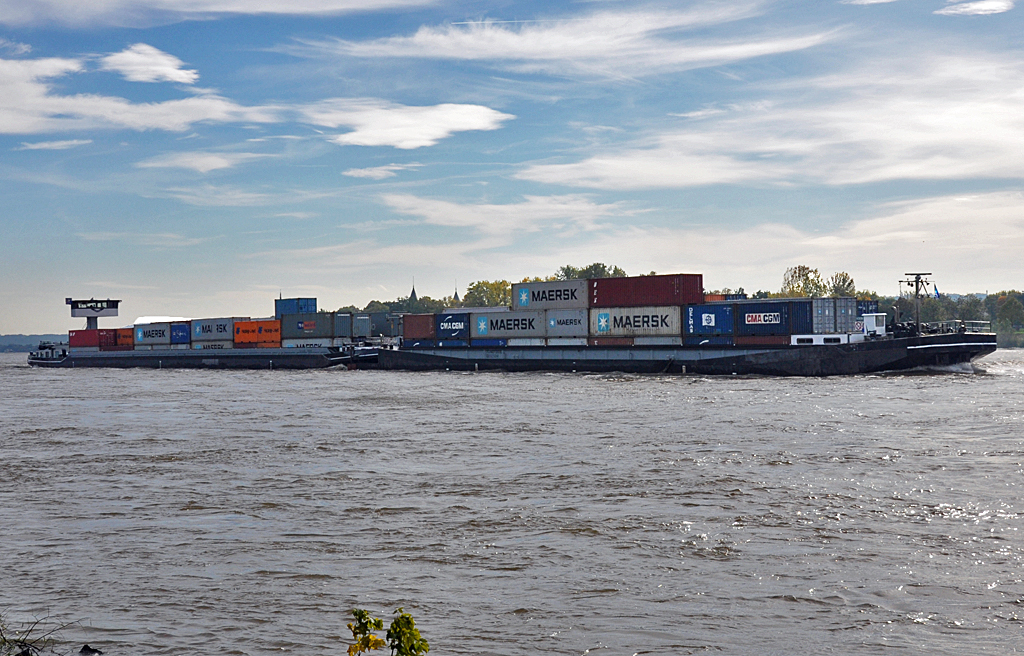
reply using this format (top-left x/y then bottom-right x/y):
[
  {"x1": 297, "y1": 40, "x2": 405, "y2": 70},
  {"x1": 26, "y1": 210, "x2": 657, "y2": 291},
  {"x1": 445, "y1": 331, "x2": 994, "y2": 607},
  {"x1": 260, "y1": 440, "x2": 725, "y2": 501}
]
[{"x1": 193, "y1": 317, "x2": 245, "y2": 350}]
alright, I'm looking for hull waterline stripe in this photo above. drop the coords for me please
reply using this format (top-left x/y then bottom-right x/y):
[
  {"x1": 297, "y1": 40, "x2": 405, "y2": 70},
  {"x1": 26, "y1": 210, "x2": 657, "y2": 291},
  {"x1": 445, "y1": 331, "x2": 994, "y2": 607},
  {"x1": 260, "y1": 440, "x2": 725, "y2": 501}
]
[{"x1": 907, "y1": 342, "x2": 997, "y2": 350}]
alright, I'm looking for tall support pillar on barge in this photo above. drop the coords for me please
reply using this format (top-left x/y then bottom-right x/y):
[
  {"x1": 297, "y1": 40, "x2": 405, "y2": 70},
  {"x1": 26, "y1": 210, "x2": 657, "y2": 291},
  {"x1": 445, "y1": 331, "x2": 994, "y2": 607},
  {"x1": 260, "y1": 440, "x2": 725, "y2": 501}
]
[
  {"x1": 68, "y1": 298, "x2": 121, "y2": 329},
  {"x1": 900, "y1": 273, "x2": 932, "y2": 334}
]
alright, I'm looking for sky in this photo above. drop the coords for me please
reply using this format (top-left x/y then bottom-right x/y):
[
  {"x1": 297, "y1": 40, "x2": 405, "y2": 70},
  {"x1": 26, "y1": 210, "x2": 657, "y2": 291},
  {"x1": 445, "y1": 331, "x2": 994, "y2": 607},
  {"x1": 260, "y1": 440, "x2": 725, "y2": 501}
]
[{"x1": 2, "y1": 0, "x2": 1023, "y2": 333}]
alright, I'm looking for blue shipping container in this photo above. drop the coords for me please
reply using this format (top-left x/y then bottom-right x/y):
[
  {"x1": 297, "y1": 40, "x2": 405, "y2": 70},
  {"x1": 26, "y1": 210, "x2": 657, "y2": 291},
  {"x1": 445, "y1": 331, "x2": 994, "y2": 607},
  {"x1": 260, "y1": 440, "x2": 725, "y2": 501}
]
[
  {"x1": 275, "y1": 298, "x2": 317, "y2": 319},
  {"x1": 686, "y1": 304, "x2": 733, "y2": 335},
  {"x1": 735, "y1": 301, "x2": 791, "y2": 336},
  {"x1": 436, "y1": 339, "x2": 469, "y2": 348},
  {"x1": 471, "y1": 339, "x2": 507, "y2": 347},
  {"x1": 857, "y1": 300, "x2": 879, "y2": 316},
  {"x1": 170, "y1": 322, "x2": 191, "y2": 344},
  {"x1": 402, "y1": 339, "x2": 435, "y2": 349},
  {"x1": 790, "y1": 299, "x2": 813, "y2": 334},
  {"x1": 684, "y1": 335, "x2": 733, "y2": 346},
  {"x1": 436, "y1": 313, "x2": 470, "y2": 339}
]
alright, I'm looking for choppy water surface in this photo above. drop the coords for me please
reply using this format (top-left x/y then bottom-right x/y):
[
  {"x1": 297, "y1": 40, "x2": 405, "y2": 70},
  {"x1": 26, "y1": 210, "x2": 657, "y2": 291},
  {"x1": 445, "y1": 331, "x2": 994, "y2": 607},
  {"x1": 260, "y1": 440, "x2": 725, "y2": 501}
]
[{"x1": 2, "y1": 351, "x2": 1023, "y2": 655}]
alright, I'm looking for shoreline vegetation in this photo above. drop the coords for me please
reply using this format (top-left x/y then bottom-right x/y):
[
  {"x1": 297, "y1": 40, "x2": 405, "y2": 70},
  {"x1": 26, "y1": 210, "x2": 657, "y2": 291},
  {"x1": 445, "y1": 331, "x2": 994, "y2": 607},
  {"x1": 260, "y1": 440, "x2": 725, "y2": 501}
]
[{"x1": 6, "y1": 264, "x2": 1024, "y2": 348}]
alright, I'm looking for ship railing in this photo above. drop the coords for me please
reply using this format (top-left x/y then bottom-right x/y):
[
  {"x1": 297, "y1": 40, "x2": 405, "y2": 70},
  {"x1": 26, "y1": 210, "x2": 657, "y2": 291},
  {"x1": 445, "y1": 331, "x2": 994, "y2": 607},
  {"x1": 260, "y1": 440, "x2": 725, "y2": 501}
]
[{"x1": 926, "y1": 320, "x2": 992, "y2": 334}]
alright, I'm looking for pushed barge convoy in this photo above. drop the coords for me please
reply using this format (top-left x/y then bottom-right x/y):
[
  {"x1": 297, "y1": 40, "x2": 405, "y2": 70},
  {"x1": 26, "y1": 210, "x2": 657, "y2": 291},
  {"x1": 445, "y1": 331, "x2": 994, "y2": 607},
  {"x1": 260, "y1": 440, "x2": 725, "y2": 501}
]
[{"x1": 29, "y1": 274, "x2": 997, "y2": 375}]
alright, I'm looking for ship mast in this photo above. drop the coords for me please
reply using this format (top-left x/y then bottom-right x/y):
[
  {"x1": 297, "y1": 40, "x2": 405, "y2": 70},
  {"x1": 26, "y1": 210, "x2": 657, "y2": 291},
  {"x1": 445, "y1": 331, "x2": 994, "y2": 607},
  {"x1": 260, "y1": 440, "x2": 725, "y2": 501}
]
[{"x1": 900, "y1": 273, "x2": 932, "y2": 335}]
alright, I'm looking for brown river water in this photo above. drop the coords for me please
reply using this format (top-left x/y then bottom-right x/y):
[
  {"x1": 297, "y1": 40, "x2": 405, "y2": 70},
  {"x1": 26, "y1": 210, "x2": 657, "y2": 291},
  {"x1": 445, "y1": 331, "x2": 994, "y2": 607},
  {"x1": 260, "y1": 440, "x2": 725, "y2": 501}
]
[{"x1": 1, "y1": 351, "x2": 1022, "y2": 655}]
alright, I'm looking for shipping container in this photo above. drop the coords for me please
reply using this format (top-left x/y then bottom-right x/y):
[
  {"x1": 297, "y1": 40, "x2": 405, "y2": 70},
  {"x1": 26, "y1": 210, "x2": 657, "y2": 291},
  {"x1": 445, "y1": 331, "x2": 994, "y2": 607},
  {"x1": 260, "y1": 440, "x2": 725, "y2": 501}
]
[
  {"x1": 857, "y1": 299, "x2": 879, "y2": 317},
  {"x1": 791, "y1": 299, "x2": 814, "y2": 334},
  {"x1": 256, "y1": 342, "x2": 281, "y2": 348},
  {"x1": 99, "y1": 344, "x2": 133, "y2": 352},
  {"x1": 135, "y1": 322, "x2": 172, "y2": 345},
  {"x1": 547, "y1": 337, "x2": 588, "y2": 346},
  {"x1": 436, "y1": 339, "x2": 468, "y2": 348},
  {"x1": 435, "y1": 312, "x2": 471, "y2": 340},
  {"x1": 506, "y1": 338, "x2": 546, "y2": 346},
  {"x1": 170, "y1": 322, "x2": 190, "y2": 344},
  {"x1": 282, "y1": 338, "x2": 332, "y2": 348},
  {"x1": 116, "y1": 328, "x2": 134, "y2": 346},
  {"x1": 704, "y1": 294, "x2": 726, "y2": 302},
  {"x1": 193, "y1": 341, "x2": 233, "y2": 350},
  {"x1": 471, "y1": 311, "x2": 545, "y2": 339},
  {"x1": 511, "y1": 279, "x2": 588, "y2": 310},
  {"x1": 69, "y1": 329, "x2": 100, "y2": 348},
  {"x1": 634, "y1": 336, "x2": 682, "y2": 346},
  {"x1": 725, "y1": 293, "x2": 748, "y2": 301},
  {"x1": 734, "y1": 303, "x2": 790, "y2": 336},
  {"x1": 275, "y1": 297, "x2": 317, "y2": 319},
  {"x1": 402, "y1": 314, "x2": 435, "y2": 340},
  {"x1": 684, "y1": 335, "x2": 733, "y2": 346},
  {"x1": 367, "y1": 312, "x2": 399, "y2": 337},
  {"x1": 402, "y1": 339, "x2": 435, "y2": 349},
  {"x1": 812, "y1": 298, "x2": 836, "y2": 334},
  {"x1": 193, "y1": 318, "x2": 245, "y2": 341},
  {"x1": 590, "y1": 306, "x2": 682, "y2": 337},
  {"x1": 588, "y1": 274, "x2": 703, "y2": 307},
  {"x1": 98, "y1": 329, "x2": 117, "y2": 347},
  {"x1": 234, "y1": 320, "x2": 281, "y2": 344},
  {"x1": 168, "y1": 344, "x2": 189, "y2": 350},
  {"x1": 686, "y1": 305, "x2": 734, "y2": 335},
  {"x1": 544, "y1": 309, "x2": 588, "y2": 337},
  {"x1": 334, "y1": 313, "x2": 352, "y2": 338},
  {"x1": 836, "y1": 297, "x2": 857, "y2": 333},
  {"x1": 589, "y1": 337, "x2": 633, "y2": 346},
  {"x1": 470, "y1": 339, "x2": 508, "y2": 347},
  {"x1": 281, "y1": 313, "x2": 334, "y2": 339},
  {"x1": 352, "y1": 314, "x2": 371, "y2": 339},
  {"x1": 735, "y1": 335, "x2": 790, "y2": 346},
  {"x1": 133, "y1": 345, "x2": 153, "y2": 350}
]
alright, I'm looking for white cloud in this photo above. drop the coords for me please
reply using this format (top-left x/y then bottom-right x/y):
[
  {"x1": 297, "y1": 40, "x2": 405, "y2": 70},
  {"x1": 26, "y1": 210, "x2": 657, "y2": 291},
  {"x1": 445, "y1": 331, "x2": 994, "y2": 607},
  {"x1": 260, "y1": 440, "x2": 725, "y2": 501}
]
[
  {"x1": 301, "y1": 99, "x2": 514, "y2": 149},
  {"x1": 841, "y1": 0, "x2": 898, "y2": 4},
  {"x1": 518, "y1": 53, "x2": 1024, "y2": 189},
  {"x1": 380, "y1": 193, "x2": 627, "y2": 235},
  {"x1": 935, "y1": 1, "x2": 1014, "y2": 15},
  {"x1": 137, "y1": 151, "x2": 271, "y2": 172},
  {"x1": 155, "y1": 184, "x2": 274, "y2": 206},
  {"x1": 301, "y1": 7, "x2": 833, "y2": 78},
  {"x1": 100, "y1": 43, "x2": 198, "y2": 83},
  {"x1": 76, "y1": 231, "x2": 209, "y2": 247},
  {"x1": 0, "y1": 37, "x2": 31, "y2": 54},
  {"x1": 342, "y1": 163, "x2": 421, "y2": 179},
  {"x1": 16, "y1": 138, "x2": 92, "y2": 150},
  {"x1": 0, "y1": 0, "x2": 437, "y2": 27}
]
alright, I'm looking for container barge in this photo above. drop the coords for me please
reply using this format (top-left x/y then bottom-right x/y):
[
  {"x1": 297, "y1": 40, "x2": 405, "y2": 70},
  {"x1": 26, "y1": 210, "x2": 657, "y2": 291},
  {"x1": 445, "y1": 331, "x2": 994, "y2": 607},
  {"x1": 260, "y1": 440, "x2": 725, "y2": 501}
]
[{"x1": 29, "y1": 274, "x2": 997, "y2": 375}]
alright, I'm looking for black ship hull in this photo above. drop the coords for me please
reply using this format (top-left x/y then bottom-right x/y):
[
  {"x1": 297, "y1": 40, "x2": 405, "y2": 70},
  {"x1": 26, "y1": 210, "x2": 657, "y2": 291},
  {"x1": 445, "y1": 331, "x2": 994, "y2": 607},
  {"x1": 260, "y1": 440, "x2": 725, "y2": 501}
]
[{"x1": 27, "y1": 346, "x2": 374, "y2": 370}]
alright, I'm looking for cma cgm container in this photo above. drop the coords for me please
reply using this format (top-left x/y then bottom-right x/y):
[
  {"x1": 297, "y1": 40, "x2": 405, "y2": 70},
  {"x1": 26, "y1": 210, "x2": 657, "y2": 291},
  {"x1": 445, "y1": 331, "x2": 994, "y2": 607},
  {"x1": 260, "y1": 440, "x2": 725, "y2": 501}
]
[
  {"x1": 281, "y1": 313, "x2": 334, "y2": 339},
  {"x1": 135, "y1": 323, "x2": 172, "y2": 346},
  {"x1": 403, "y1": 314, "x2": 435, "y2": 340},
  {"x1": 69, "y1": 329, "x2": 99, "y2": 348},
  {"x1": 545, "y1": 309, "x2": 588, "y2": 337},
  {"x1": 589, "y1": 274, "x2": 703, "y2": 307},
  {"x1": 590, "y1": 306, "x2": 681, "y2": 337},
  {"x1": 436, "y1": 312, "x2": 470, "y2": 340},
  {"x1": 686, "y1": 305, "x2": 733, "y2": 335},
  {"x1": 275, "y1": 297, "x2": 316, "y2": 319},
  {"x1": 170, "y1": 322, "x2": 190, "y2": 344},
  {"x1": 471, "y1": 311, "x2": 545, "y2": 339},
  {"x1": 734, "y1": 302, "x2": 798, "y2": 336},
  {"x1": 511, "y1": 279, "x2": 588, "y2": 310},
  {"x1": 193, "y1": 318, "x2": 245, "y2": 342},
  {"x1": 234, "y1": 320, "x2": 281, "y2": 344}
]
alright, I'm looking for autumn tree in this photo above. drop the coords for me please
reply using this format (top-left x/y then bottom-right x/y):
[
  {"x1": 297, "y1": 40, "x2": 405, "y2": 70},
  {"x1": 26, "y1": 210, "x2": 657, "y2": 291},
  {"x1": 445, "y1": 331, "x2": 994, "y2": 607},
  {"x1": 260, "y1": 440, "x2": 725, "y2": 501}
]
[
  {"x1": 997, "y1": 297, "x2": 1024, "y2": 330},
  {"x1": 780, "y1": 265, "x2": 826, "y2": 297},
  {"x1": 827, "y1": 272, "x2": 856, "y2": 297},
  {"x1": 462, "y1": 280, "x2": 512, "y2": 307},
  {"x1": 556, "y1": 263, "x2": 627, "y2": 280}
]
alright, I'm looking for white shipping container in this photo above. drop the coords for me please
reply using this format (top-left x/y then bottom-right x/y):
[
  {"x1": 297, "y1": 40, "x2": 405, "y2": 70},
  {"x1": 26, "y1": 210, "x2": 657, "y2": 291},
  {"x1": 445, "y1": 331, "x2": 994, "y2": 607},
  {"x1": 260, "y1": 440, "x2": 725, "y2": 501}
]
[
  {"x1": 471, "y1": 311, "x2": 545, "y2": 338},
  {"x1": 135, "y1": 322, "x2": 172, "y2": 345},
  {"x1": 193, "y1": 318, "x2": 244, "y2": 341},
  {"x1": 589, "y1": 306, "x2": 682, "y2": 337},
  {"x1": 545, "y1": 309, "x2": 588, "y2": 337},
  {"x1": 192, "y1": 341, "x2": 233, "y2": 350},
  {"x1": 512, "y1": 279, "x2": 588, "y2": 310},
  {"x1": 282, "y1": 338, "x2": 332, "y2": 348},
  {"x1": 507, "y1": 338, "x2": 546, "y2": 346},
  {"x1": 547, "y1": 337, "x2": 588, "y2": 346}
]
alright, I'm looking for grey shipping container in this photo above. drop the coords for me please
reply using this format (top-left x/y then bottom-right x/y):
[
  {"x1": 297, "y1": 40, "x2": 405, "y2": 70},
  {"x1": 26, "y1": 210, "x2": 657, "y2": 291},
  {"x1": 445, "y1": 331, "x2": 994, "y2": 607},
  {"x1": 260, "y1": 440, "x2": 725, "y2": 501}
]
[
  {"x1": 590, "y1": 306, "x2": 682, "y2": 337},
  {"x1": 352, "y1": 314, "x2": 371, "y2": 338},
  {"x1": 334, "y1": 313, "x2": 353, "y2": 338},
  {"x1": 193, "y1": 341, "x2": 233, "y2": 350},
  {"x1": 634, "y1": 336, "x2": 682, "y2": 346},
  {"x1": 281, "y1": 313, "x2": 335, "y2": 339},
  {"x1": 135, "y1": 322, "x2": 172, "y2": 345},
  {"x1": 686, "y1": 305, "x2": 733, "y2": 335},
  {"x1": 193, "y1": 317, "x2": 245, "y2": 341},
  {"x1": 471, "y1": 311, "x2": 545, "y2": 339},
  {"x1": 512, "y1": 279, "x2": 588, "y2": 310},
  {"x1": 812, "y1": 298, "x2": 836, "y2": 334},
  {"x1": 545, "y1": 309, "x2": 588, "y2": 337},
  {"x1": 836, "y1": 297, "x2": 857, "y2": 332}
]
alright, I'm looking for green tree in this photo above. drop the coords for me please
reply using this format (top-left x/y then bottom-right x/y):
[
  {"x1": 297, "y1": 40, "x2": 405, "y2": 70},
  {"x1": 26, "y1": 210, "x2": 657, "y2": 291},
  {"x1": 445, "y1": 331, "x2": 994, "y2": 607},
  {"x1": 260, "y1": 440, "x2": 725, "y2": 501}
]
[
  {"x1": 555, "y1": 263, "x2": 627, "y2": 280},
  {"x1": 997, "y1": 296, "x2": 1024, "y2": 330},
  {"x1": 386, "y1": 608, "x2": 429, "y2": 656},
  {"x1": 955, "y1": 295, "x2": 988, "y2": 321},
  {"x1": 780, "y1": 265, "x2": 826, "y2": 297},
  {"x1": 827, "y1": 272, "x2": 856, "y2": 297},
  {"x1": 462, "y1": 280, "x2": 512, "y2": 307}
]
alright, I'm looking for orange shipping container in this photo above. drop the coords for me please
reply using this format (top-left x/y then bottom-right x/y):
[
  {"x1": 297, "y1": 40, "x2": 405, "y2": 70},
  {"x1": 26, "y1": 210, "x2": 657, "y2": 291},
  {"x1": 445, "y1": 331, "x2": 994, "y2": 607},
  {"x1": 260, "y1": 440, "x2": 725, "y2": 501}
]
[
  {"x1": 257, "y1": 342, "x2": 281, "y2": 348},
  {"x1": 116, "y1": 328, "x2": 134, "y2": 346},
  {"x1": 234, "y1": 320, "x2": 281, "y2": 344}
]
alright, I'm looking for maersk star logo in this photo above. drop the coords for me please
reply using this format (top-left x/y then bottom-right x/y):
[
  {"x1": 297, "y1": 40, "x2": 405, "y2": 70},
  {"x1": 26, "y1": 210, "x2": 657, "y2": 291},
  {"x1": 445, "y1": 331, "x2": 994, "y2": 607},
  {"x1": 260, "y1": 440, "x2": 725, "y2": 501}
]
[
  {"x1": 549, "y1": 317, "x2": 556, "y2": 328},
  {"x1": 597, "y1": 312, "x2": 610, "y2": 333},
  {"x1": 477, "y1": 317, "x2": 488, "y2": 335},
  {"x1": 136, "y1": 329, "x2": 143, "y2": 340},
  {"x1": 519, "y1": 289, "x2": 530, "y2": 306}
]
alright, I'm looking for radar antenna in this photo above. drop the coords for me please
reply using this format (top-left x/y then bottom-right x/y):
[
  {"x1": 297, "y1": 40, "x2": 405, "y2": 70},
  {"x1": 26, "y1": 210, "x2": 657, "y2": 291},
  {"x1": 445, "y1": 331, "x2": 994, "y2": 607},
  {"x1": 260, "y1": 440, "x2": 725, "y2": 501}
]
[{"x1": 899, "y1": 273, "x2": 932, "y2": 335}]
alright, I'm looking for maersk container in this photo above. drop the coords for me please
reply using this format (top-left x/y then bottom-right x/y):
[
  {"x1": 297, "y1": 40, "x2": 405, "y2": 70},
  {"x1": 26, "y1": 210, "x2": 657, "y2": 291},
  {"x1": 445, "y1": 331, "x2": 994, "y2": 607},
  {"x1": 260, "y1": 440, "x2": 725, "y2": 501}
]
[
  {"x1": 135, "y1": 322, "x2": 172, "y2": 345},
  {"x1": 545, "y1": 309, "x2": 588, "y2": 337},
  {"x1": 436, "y1": 312, "x2": 470, "y2": 340},
  {"x1": 334, "y1": 313, "x2": 353, "y2": 338},
  {"x1": 684, "y1": 335, "x2": 733, "y2": 346},
  {"x1": 352, "y1": 314, "x2": 371, "y2": 338},
  {"x1": 589, "y1": 337, "x2": 633, "y2": 346},
  {"x1": 193, "y1": 318, "x2": 242, "y2": 342},
  {"x1": 471, "y1": 311, "x2": 545, "y2": 339},
  {"x1": 812, "y1": 298, "x2": 836, "y2": 334},
  {"x1": 193, "y1": 341, "x2": 233, "y2": 350},
  {"x1": 275, "y1": 297, "x2": 316, "y2": 319},
  {"x1": 506, "y1": 338, "x2": 545, "y2": 346},
  {"x1": 471, "y1": 338, "x2": 508, "y2": 347},
  {"x1": 588, "y1": 274, "x2": 703, "y2": 307},
  {"x1": 686, "y1": 305, "x2": 733, "y2": 335},
  {"x1": 403, "y1": 314, "x2": 435, "y2": 340},
  {"x1": 282, "y1": 338, "x2": 332, "y2": 348},
  {"x1": 170, "y1": 322, "x2": 190, "y2": 344},
  {"x1": 512, "y1": 279, "x2": 587, "y2": 310},
  {"x1": 281, "y1": 313, "x2": 334, "y2": 339},
  {"x1": 734, "y1": 303, "x2": 790, "y2": 336},
  {"x1": 589, "y1": 306, "x2": 682, "y2": 337}
]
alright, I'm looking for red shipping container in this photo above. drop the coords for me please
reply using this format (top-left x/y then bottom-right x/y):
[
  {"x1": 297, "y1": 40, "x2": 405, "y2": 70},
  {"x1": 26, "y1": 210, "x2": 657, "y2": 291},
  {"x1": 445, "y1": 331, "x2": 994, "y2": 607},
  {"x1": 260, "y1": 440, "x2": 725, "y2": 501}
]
[
  {"x1": 734, "y1": 335, "x2": 790, "y2": 346},
  {"x1": 589, "y1": 337, "x2": 634, "y2": 346},
  {"x1": 403, "y1": 314, "x2": 436, "y2": 340},
  {"x1": 69, "y1": 329, "x2": 99, "y2": 347},
  {"x1": 97, "y1": 329, "x2": 117, "y2": 347},
  {"x1": 589, "y1": 274, "x2": 703, "y2": 307},
  {"x1": 116, "y1": 328, "x2": 134, "y2": 346}
]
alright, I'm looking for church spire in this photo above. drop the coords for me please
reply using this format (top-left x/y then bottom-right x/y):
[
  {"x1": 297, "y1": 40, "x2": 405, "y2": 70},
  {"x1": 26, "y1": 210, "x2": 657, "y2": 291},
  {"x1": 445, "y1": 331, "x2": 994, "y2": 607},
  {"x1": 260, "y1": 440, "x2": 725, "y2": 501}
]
[
  {"x1": 453, "y1": 279, "x2": 460, "y2": 303},
  {"x1": 409, "y1": 279, "x2": 417, "y2": 302}
]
